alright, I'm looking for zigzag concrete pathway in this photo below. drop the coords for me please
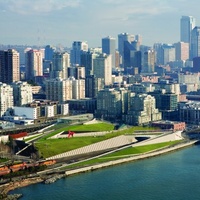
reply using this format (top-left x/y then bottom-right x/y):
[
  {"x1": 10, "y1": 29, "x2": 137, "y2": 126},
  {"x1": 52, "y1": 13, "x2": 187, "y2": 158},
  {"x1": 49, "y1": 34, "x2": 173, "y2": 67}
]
[{"x1": 47, "y1": 135, "x2": 136, "y2": 160}]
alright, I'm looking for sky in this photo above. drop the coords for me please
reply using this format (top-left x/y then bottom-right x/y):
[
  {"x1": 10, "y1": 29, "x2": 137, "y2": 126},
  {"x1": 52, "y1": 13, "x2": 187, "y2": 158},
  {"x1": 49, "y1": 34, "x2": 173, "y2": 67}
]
[{"x1": 0, "y1": 0, "x2": 200, "y2": 48}]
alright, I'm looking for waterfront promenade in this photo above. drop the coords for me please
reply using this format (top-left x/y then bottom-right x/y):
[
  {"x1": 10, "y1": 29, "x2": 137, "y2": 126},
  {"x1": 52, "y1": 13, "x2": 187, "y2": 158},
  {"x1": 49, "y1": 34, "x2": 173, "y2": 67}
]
[{"x1": 65, "y1": 140, "x2": 197, "y2": 176}]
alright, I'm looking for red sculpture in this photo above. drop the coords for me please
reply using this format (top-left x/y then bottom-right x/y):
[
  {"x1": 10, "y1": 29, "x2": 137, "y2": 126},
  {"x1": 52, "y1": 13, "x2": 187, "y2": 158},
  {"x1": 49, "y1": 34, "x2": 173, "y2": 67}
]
[{"x1": 68, "y1": 130, "x2": 75, "y2": 138}]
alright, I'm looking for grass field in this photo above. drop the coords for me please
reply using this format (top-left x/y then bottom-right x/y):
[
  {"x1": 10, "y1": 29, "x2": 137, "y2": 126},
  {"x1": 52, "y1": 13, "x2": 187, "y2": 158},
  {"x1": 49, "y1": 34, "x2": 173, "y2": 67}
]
[
  {"x1": 35, "y1": 123, "x2": 160, "y2": 158},
  {"x1": 65, "y1": 140, "x2": 182, "y2": 169}
]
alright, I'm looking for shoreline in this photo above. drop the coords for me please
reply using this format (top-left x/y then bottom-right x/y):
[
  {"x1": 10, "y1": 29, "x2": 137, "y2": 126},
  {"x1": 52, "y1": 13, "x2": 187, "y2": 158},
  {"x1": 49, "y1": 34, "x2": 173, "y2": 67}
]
[
  {"x1": 65, "y1": 140, "x2": 198, "y2": 176},
  {"x1": 1, "y1": 140, "x2": 198, "y2": 198}
]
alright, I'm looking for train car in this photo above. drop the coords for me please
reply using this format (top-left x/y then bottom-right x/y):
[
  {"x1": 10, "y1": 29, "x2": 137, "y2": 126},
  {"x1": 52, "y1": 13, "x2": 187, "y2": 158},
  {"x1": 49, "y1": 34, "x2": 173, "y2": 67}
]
[
  {"x1": 9, "y1": 162, "x2": 27, "y2": 172},
  {"x1": 9, "y1": 132, "x2": 28, "y2": 139},
  {"x1": 0, "y1": 169, "x2": 11, "y2": 176},
  {"x1": 39, "y1": 160, "x2": 56, "y2": 166}
]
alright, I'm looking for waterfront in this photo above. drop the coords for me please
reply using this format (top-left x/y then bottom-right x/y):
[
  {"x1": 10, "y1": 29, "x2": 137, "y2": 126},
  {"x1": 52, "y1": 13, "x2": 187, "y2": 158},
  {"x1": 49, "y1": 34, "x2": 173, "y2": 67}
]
[{"x1": 10, "y1": 144, "x2": 200, "y2": 200}]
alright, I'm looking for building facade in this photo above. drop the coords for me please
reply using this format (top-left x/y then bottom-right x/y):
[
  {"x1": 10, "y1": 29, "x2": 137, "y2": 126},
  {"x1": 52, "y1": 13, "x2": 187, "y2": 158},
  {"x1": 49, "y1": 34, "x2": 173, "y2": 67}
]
[
  {"x1": 0, "y1": 83, "x2": 13, "y2": 117},
  {"x1": 93, "y1": 53, "x2": 112, "y2": 85},
  {"x1": 102, "y1": 36, "x2": 116, "y2": 69},
  {"x1": 12, "y1": 81, "x2": 33, "y2": 106},
  {"x1": 50, "y1": 52, "x2": 70, "y2": 79},
  {"x1": 0, "y1": 49, "x2": 20, "y2": 84},
  {"x1": 191, "y1": 26, "x2": 200, "y2": 60},
  {"x1": 70, "y1": 41, "x2": 88, "y2": 66},
  {"x1": 25, "y1": 49, "x2": 43, "y2": 81}
]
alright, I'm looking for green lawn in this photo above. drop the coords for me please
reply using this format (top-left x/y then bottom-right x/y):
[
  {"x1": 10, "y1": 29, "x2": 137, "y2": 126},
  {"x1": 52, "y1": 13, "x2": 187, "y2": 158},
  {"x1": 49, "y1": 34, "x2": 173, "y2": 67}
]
[
  {"x1": 65, "y1": 140, "x2": 183, "y2": 169},
  {"x1": 39, "y1": 122, "x2": 115, "y2": 141},
  {"x1": 35, "y1": 123, "x2": 161, "y2": 158}
]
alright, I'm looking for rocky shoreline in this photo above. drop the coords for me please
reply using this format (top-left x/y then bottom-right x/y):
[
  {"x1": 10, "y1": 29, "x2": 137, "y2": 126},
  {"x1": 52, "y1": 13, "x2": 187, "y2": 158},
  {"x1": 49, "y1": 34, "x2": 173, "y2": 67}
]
[
  {"x1": 0, "y1": 140, "x2": 198, "y2": 199},
  {"x1": 0, "y1": 177, "x2": 43, "y2": 199}
]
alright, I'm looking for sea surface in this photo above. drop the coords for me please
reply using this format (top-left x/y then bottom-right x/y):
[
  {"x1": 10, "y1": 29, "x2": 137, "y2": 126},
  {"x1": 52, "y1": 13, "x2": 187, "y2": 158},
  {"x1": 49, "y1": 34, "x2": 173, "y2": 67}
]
[{"x1": 10, "y1": 144, "x2": 200, "y2": 200}]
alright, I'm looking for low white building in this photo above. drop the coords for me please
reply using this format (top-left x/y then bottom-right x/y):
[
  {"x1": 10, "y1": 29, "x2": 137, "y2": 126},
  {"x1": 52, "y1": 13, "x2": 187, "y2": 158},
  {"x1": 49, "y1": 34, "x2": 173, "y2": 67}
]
[{"x1": 13, "y1": 107, "x2": 38, "y2": 119}]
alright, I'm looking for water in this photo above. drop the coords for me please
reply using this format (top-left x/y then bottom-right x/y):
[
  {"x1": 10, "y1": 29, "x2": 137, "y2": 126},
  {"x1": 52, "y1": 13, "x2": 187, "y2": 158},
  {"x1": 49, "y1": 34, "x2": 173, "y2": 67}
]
[{"x1": 10, "y1": 145, "x2": 200, "y2": 200}]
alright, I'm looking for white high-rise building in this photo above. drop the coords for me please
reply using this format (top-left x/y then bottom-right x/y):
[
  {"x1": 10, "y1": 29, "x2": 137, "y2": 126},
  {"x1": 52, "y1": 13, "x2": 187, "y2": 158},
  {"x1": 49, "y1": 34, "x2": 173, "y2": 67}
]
[
  {"x1": 0, "y1": 83, "x2": 13, "y2": 117},
  {"x1": 102, "y1": 36, "x2": 116, "y2": 69},
  {"x1": 70, "y1": 41, "x2": 88, "y2": 66},
  {"x1": 71, "y1": 78, "x2": 85, "y2": 99},
  {"x1": 25, "y1": 49, "x2": 43, "y2": 80},
  {"x1": 93, "y1": 54, "x2": 112, "y2": 86},
  {"x1": 45, "y1": 78, "x2": 72, "y2": 103},
  {"x1": 12, "y1": 81, "x2": 33, "y2": 106}
]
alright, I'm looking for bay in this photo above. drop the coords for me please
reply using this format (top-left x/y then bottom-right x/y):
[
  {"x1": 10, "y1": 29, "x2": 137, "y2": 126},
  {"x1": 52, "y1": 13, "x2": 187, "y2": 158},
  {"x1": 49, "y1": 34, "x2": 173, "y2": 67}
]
[{"x1": 10, "y1": 144, "x2": 200, "y2": 200}]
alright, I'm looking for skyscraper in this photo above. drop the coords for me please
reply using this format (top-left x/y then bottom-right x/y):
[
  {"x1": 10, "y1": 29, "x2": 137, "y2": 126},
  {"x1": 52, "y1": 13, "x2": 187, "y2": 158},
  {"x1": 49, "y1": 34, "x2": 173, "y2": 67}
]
[
  {"x1": 123, "y1": 41, "x2": 141, "y2": 74},
  {"x1": 180, "y1": 16, "x2": 195, "y2": 60},
  {"x1": 45, "y1": 45, "x2": 56, "y2": 61},
  {"x1": 81, "y1": 51, "x2": 98, "y2": 76},
  {"x1": 70, "y1": 41, "x2": 88, "y2": 66},
  {"x1": 118, "y1": 33, "x2": 135, "y2": 67},
  {"x1": 180, "y1": 16, "x2": 195, "y2": 43},
  {"x1": 191, "y1": 26, "x2": 200, "y2": 59},
  {"x1": 93, "y1": 53, "x2": 112, "y2": 86},
  {"x1": 102, "y1": 36, "x2": 116, "y2": 69},
  {"x1": 25, "y1": 49, "x2": 43, "y2": 81},
  {"x1": 143, "y1": 50, "x2": 156, "y2": 73},
  {"x1": 0, "y1": 49, "x2": 20, "y2": 84},
  {"x1": 50, "y1": 52, "x2": 70, "y2": 79}
]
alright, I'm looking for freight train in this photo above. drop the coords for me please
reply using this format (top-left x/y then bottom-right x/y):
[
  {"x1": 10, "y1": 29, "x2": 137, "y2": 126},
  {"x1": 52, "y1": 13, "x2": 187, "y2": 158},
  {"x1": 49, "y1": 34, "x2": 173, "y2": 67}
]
[{"x1": 0, "y1": 159, "x2": 56, "y2": 176}]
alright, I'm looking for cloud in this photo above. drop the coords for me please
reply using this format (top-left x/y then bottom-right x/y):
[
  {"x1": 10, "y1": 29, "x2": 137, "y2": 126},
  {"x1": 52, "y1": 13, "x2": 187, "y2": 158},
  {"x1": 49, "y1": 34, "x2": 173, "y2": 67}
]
[{"x1": 0, "y1": 0, "x2": 80, "y2": 14}]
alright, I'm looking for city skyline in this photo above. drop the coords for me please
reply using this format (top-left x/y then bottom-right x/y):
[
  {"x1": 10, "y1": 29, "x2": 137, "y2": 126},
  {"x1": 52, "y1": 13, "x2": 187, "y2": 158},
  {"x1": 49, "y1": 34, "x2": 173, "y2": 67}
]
[{"x1": 1, "y1": 0, "x2": 200, "y2": 47}]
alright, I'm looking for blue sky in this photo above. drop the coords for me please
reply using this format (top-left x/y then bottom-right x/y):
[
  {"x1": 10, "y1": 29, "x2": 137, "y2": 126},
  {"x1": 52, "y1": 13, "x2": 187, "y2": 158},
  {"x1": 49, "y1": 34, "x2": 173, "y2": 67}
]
[{"x1": 0, "y1": 0, "x2": 200, "y2": 48}]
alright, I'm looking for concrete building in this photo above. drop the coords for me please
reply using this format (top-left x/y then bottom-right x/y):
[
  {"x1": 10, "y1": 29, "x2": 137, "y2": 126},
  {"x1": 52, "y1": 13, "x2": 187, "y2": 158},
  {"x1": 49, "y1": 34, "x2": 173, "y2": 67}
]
[
  {"x1": 50, "y1": 52, "x2": 70, "y2": 79},
  {"x1": 0, "y1": 49, "x2": 20, "y2": 84},
  {"x1": 70, "y1": 41, "x2": 88, "y2": 66},
  {"x1": 142, "y1": 50, "x2": 156, "y2": 73},
  {"x1": 67, "y1": 98, "x2": 96, "y2": 114},
  {"x1": 71, "y1": 78, "x2": 85, "y2": 99},
  {"x1": 13, "y1": 100, "x2": 69, "y2": 122},
  {"x1": 123, "y1": 94, "x2": 161, "y2": 125},
  {"x1": 178, "y1": 73, "x2": 200, "y2": 89},
  {"x1": 151, "y1": 121, "x2": 186, "y2": 131},
  {"x1": 179, "y1": 101, "x2": 200, "y2": 125},
  {"x1": 12, "y1": 81, "x2": 33, "y2": 106},
  {"x1": 96, "y1": 88, "x2": 121, "y2": 120},
  {"x1": 81, "y1": 51, "x2": 98, "y2": 76},
  {"x1": 93, "y1": 53, "x2": 112, "y2": 86},
  {"x1": 68, "y1": 66, "x2": 85, "y2": 79},
  {"x1": 129, "y1": 83, "x2": 154, "y2": 94},
  {"x1": 102, "y1": 36, "x2": 116, "y2": 69},
  {"x1": 85, "y1": 75, "x2": 104, "y2": 98},
  {"x1": 0, "y1": 83, "x2": 13, "y2": 117},
  {"x1": 154, "y1": 44, "x2": 175, "y2": 65},
  {"x1": 25, "y1": 49, "x2": 43, "y2": 81},
  {"x1": 95, "y1": 88, "x2": 129, "y2": 120},
  {"x1": 174, "y1": 42, "x2": 189, "y2": 61},
  {"x1": 45, "y1": 78, "x2": 72, "y2": 103}
]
